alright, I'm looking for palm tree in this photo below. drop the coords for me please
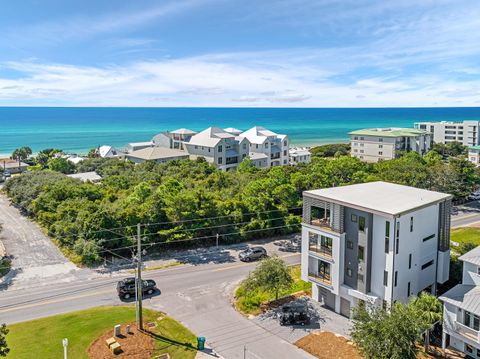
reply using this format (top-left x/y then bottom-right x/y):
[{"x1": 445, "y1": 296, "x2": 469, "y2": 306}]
[{"x1": 411, "y1": 292, "x2": 443, "y2": 352}]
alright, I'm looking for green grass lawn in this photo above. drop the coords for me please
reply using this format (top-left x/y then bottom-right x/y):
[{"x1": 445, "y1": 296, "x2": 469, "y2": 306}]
[
  {"x1": 6, "y1": 306, "x2": 197, "y2": 359},
  {"x1": 235, "y1": 264, "x2": 312, "y2": 315},
  {"x1": 451, "y1": 227, "x2": 480, "y2": 255}
]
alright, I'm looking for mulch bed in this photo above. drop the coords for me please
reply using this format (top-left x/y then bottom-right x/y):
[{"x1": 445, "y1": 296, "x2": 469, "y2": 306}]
[
  {"x1": 259, "y1": 291, "x2": 309, "y2": 313},
  {"x1": 295, "y1": 331, "x2": 363, "y2": 359},
  {"x1": 87, "y1": 323, "x2": 155, "y2": 359}
]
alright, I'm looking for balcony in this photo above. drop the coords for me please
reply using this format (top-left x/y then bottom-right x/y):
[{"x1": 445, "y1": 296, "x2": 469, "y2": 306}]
[
  {"x1": 309, "y1": 243, "x2": 333, "y2": 259},
  {"x1": 226, "y1": 157, "x2": 238, "y2": 165},
  {"x1": 271, "y1": 152, "x2": 281, "y2": 160},
  {"x1": 308, "y1": 271, "x2": 332, "y2": 286},
  {"x1": 310, "y1": 217, "x2": 334, "y2": 231},
  {"x1": 456, "y1": 322, "x2": 480, "y2": 343}
]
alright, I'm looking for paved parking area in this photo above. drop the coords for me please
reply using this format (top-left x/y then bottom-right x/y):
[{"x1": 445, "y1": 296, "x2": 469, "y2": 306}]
[{"x1": 252, "y1": 297, "x2": 352, "y2": 344}]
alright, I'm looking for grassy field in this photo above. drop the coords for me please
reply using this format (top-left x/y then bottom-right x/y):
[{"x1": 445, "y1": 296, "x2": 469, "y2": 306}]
[
  {"x1": 235, "y1": 264, "x2": 311, "y2": 315},
  {"x1": 451, "y1": 227, "x2": 480, "y2": 255},
  {"x1": 6, "y1": 306, "x2": 197, "y2": 359}
]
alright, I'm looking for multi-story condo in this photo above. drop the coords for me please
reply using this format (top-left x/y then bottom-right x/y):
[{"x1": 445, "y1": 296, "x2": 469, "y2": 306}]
[
  {"x1": 183, "y1": 127, "x2": 249, "y2": 171},
  {"x1": 289, "y1": 147, "x2": 312, "y2": 165},
  {"x1": 440, "y1": 246, "x2": 480, "y2": 358},
  {"x1": 350, "y1": 128, "x2": 432, "y2": 163},
  {"x1": 468, "y1": 146, "x2": 480, "y2": 166},
  {"x1": 241, "y1": 126, "x2": 289, "y2": 167},
  {"x1": 152, "y1": 128, "x2": 197, "y2": 150},
  {"x1": 414, "y1": 120, "x2": 480, "y2": 147},
  {"x1": 301, "y1": 181, "x2": 451, "y2": 318}
]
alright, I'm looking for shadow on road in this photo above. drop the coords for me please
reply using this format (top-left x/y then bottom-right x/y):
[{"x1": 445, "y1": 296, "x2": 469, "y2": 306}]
[
  {"x1": 119, "y1": 288, "x2": 162, "y2": 302},
  {"x1": 170, "y1": 247, "x2": 242, "y2": 266}
]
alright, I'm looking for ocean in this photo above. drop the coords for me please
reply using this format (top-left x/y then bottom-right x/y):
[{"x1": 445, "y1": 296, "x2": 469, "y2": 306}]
[{"x1": 2, "y1": 107, "x2": 480, "y2": 156}]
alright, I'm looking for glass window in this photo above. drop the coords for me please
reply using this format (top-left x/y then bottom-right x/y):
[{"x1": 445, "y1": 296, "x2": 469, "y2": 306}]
[
  {"x1": 474, "y1": 315, "x2": 480, "y2": 331},
  {"x1": 396, "y1": 237, "x2": 399, "y2": 254},
  {"x1": 408, "y1": 253, "x2": 412, "y2": 269},
  {"x1": 265, "y1": 143, "x2": 268, "y2": 148},
  {"x1": 218, "y1": 145, "x2": 223, "y2": 152},
  {"x1": 421, "y1": 260, "x2": 434, "y2": 270},
  {"x1": 347, "y1": 240, "x2": 353, "y2": 249},
  {"x1": 358, "y1": 246, "x2": 364, "y2": 261},
  {"x1": 384, "y1": 237, "x2": 389, "y2": 253},
  {"x1": 410, "y1": 217, "x2": 413, "y2": 232},
  {"x1": 347, "y1": 267, "x2": 352, "y2": 277},
  {"x1": 351, "y1": 214, "x2": 357, "y2": 222},
  {"x1": 385, "y1": 221, "x2": 390, "y2": 237},
  {"x1": 394, "y1": 271, "x2": 398, "y2": 287},
  {"x1": 383, "y1": 271, "x2": 388, "y2": 286},
  {"x1": 359, "y1": 216, "x2": 366, "y2": 232},
  {"x1": 218, "y1": 157, "x2": 223, "y2": 164},
  {"x1": 407, "y1": 282, "x2": 411, "y2": 297}
]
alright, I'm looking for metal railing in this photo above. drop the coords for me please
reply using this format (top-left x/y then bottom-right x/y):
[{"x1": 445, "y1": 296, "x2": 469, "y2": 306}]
[
  {"x1": 308, "y1": 244, "x2": 333, "y2": 258},
  {"x1": 308, "y1": 272, "x2": 332, "y2": 285}
]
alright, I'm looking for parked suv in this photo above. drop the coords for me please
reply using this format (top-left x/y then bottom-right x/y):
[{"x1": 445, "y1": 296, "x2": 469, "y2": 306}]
[
  {"x1": 279, "y1": 303, "x2": 310, "y2": 326},
  {"x1": 238, "y1": 246, "x2": 267, "y2": 262},
  {"x1": 116, "y1": 277, "x2": 157, "y2": 299}
]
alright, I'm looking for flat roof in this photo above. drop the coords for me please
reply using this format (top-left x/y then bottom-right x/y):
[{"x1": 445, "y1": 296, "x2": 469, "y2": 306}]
[
  {"x1": 349, "y1": 128, "x2": 430, "y2": 137},
  {"x1": 304, "y1": 181, "x2": 452, "y2": 216},
  {"x1": 440, "y1": 285, "x2": 480, "y2": 316}
]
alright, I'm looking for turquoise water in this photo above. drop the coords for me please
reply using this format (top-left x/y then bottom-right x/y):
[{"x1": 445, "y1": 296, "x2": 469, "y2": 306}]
[{"x1": 1, "y1": 107, "x2": 480, "y2": 156}]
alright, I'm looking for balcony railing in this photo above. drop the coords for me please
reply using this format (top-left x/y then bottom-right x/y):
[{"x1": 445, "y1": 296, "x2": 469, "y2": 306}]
[
  {"x1": 271, "y1": 153, "x2": 280, "y2": 159},
  {"x1": 308, "y1": 272, "x2": 332, "y2": 286},
  {"x1": 309, "y1": 244, "x2": 333, "y2": 258},
  {"x1": 456, "y1": 322, "x2": 480, "y2": 343},
  {"x1": 226, "y1": 157, "x2": 238, "y2": 165},
  {"x1": 310, "y1": 217, "x2": 333, "y2": 230}
]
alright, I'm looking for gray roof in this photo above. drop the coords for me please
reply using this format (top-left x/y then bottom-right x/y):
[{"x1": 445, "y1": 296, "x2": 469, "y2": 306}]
[
  {"x1": 304, "y1": 181, "x2": 452, "y2": 216},
  {"x1": 1, "y1": 161, "x2": 28, "y2": 169},
  {"x1": 440, "y1": 285, "x2": 480, "y2": 315},
  {"x1": 126, "y1": 147, "x2": 188, "y2": 161},
  {"x1": 67, "y1": 171, "x2": 102, "y2": 182},
  {"x1": 170, "y1": 128, "x2": 197, "y2": 135},
  {"x1": 459, "y1": 246, "x2": 480, "y2": 266}
]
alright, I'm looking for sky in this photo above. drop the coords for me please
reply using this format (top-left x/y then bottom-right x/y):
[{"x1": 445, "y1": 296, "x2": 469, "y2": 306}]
[{"x1": 0, "y1": 0, "x2": 480, "y2": 107}]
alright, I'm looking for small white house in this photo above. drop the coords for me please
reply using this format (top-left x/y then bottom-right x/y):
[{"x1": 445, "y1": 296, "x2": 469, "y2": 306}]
[
  {"x1": 289, "y1": 147, "x2": 311, "y2": 165},
  {"x1": 98, "y1": 145, "x2": 125, "y2": 158},
  {"x1": 468, "y1": 146, "x2": 480, "y2": 166}
]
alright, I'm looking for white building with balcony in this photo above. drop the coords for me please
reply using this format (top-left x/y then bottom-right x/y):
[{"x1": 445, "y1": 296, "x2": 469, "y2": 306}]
[
  {"x1": 241, "y1": 126, "x2": 289, "y2": 167},
  {"x1": 350, "y1": 128, "x2": 432, "y2": 163},
  {"x1": 415, "y1": 120, "x2": 480, "y2": 147},
  {"x1": 301, "y1": 181, "x2": 452, "y2": 318},
  {"x1": 440, "y1": 246, "x2": 480, "y2": 358},
  {"x1": 289, "y1": 147, "x2": 311, "y2": 165}
]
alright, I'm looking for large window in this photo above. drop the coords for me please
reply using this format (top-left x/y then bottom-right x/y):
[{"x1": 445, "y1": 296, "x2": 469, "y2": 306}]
[
  {"x1": 464, "y1": 311, "x2": 480, "y2": 331},
  {"x1": 421, "y1": 259, "x2": 434, "y2": 270},
  {"x1": 218, "y1": 145, "x2": 223, "y2": 152},
  {"x1": 358, "y1": 246, "x2": 365, "y2": 261},
  {"x1": 311, "y1": 206, "x2": 331, "y2": 228},
  {"x1": 309, "y1": 260, "x2": 331, "y2": 284},
  {"x1": 359, "y1": 216, "x2": 366, "y2": 232},
  {"x1": 309, "y1": 232, "x2": 333, "y2": 256}
]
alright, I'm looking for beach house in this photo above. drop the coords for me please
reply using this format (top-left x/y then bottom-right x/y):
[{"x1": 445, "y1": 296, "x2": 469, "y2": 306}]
[
  {"x1": 289, "y1": 147, "x2": 311, "y2": 165},
  {"x1": 152, "y1": 128, "x2": 197, "y2": 150},
  {"x1": 301, "y1": 181, "x2": 451, "y2": 318},
  {"x1": 241, "y1": 126, "x2": 289, "y2": 167},
  {"x1": 350, "y1": 127, "x2": 432, "y2": 163}
]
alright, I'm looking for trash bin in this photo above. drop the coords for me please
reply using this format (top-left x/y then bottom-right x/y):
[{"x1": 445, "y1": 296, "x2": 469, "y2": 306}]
[{"x1": 197, "y1": 336, "x2": 206, "y2": 350}]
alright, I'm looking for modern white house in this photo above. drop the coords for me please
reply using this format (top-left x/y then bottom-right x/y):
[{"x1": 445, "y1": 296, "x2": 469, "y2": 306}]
[
  {"x1": 98, "y1": 145, "x2": 125, "y2": 158},
  {"x1": 350, "y1": 128, "x2": 432, "y2": 163},
  {"x1": 289, "y1": 147, "x2": 311, "y2": 165},
  {"x1": 415, "y1": 120, "x2": 480, "y2": 147},
  {"x1": 468, "y1": 146, "x2": 480, "y2": 166},
  {"x1": 301, "y1": 181, "x2": 452, "y2": 318},
  {"x1": 241, "y1": 126, "x2": 289, "y2": 167},
  {"x1": 440, "y1": 246, "x2": 480, "y2": 358},
  {"x1": 183, "y1": 127, "x2": 250, "y2": 171}
]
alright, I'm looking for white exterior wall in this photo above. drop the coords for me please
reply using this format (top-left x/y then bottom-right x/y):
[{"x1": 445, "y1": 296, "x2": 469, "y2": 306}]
[
  {"x1": 370, "y1": 214, "x2": 392, "y2": 301},
  {"x1": 469, "y1": 149, "x2": 480, "y2": 166},
  {"x1": 415, "y1": 121, "x2": 480, "y2": 147},
  {"x1": 351, "y1": 135, "x2": 396, "y2": 162},
  {"x1": 463, "y1": 262, "x2": 480, "y2": 286}
]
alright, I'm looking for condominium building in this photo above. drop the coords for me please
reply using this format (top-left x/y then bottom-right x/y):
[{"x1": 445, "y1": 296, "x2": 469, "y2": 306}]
[
  {"x1": 289, "y1": 147, "x2": 312, "y2": 165},
  {"x1": 183, "y1": 127, "x2": 249, "y2": 171},
  {"x1": 241, "y1": 126, "x2": 289, "y2": 167},
  {"x1": 468, "y1": 146, "x2": 480, "y2": 166},
  {"x1": 301, "y1": 181, "x2": 451, "y2": 318},
  {"x1": 414, "y1": 120, "x2": 480, "y2": 147},
  {"x1": 440, "y1": 246, "x2": 480, "y2": 358},
  {"x1": 350, "y1": 128, "x2": 432, "y2": 163}
]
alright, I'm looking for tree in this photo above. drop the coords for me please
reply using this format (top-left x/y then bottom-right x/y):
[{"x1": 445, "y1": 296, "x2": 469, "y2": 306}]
[
  {"x1": 238, "y1": 157, "x2": 258, "y2": 173},
  {"x1": 0, "y1": 323, "x2": 9, "y2": 357},
  {"x1": 243, "y1": 256, "x2": 293, "y2": 300},
  {"x1": 87, "y1": 148, "x2": 99, "y2": 158},
  {"x1": 311, "y1": 143, "x2": 350, "y2": 157},
  {"x1": 351, "y1": 302, "x2": 429, "y2": 359},
  {"x1": 47, "y1": 157, "x2": 75, "y2": 174},
  {"x1": 11, "y1": 146, "x2": 32, "y2": 163},
  {"x1": 410, "y1": 292, "x2": 443, "y2": 352}
]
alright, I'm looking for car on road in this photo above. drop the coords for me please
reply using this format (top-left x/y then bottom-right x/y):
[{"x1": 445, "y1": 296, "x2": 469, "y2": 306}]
[
  {"x1": 116, "y1": 277, "x2": 157, "y2": 299},
  {"x1": 2, "y1": 171, "x2": 11, "y2": 179},
  {"x1": 468, "y1": 192, "x2": 480, "y2": 201},
  {"x1": 238, "y1": 246, "x2": 267, "y2": 262},
  {"x1": 279, "y1": 303, "x2": 310, "y2": 326},
  {"x1": 279, "y1": 242, "x2": 301, "y2": 252}
]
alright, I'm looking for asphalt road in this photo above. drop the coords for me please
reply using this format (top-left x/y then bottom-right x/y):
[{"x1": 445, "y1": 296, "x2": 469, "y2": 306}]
[
  {"x1": 451, "y1": 200, "x2": 480, "y2": 228},
  {"x1": 0, "y1": 252, "x2": 313, "y2": 359}
]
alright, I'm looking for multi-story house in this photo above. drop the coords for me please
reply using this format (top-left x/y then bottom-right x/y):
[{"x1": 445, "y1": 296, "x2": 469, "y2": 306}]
[
  {"x1": 415, "y1": 120, "x2": 480, "y2": 147},
  {"x1": 152, "y1": 128, "x2": 197, "y2": 150},
  {"x1": 440, "y1": 246, "x2": 480, "y2": 358},
  {"x1": 468, "y1": 146, "x2": 480, "y2": 166},
  {"x1": 350, "y1": 128, "x2": 431, "y2": 163},
  {"x1": 241, "y1": 126, "x2": 289, "y2": 167},
  {"x1": 289, "y1": 147, "x2": 311, "y2": 165},
  {"x1": 301, "y1": 181, "x2": 451, "y2": 318},
  {"x1": 183, "y1": 127, "x2": 249, "y2": 171}
]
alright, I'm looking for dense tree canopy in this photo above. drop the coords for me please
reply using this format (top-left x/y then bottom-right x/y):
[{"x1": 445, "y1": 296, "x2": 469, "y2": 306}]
[
  {"x1": 11, "y1": 147, "x2": 32, "y2": 162},
  {"x1": 3, "y1": 147, "x2": 479, "y2": 264}
]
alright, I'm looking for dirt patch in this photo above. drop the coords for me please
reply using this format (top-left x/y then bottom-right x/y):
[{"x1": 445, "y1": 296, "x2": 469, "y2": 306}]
[
  {"x1": 87, "y1": 323, "x2": 155, "y2": 359},
  {"x1": 295, "y1": 331, "x2": 363, "y2": 359},
  {"x1": 259, "y1": 292, "x2": 309, "y2": 313}
]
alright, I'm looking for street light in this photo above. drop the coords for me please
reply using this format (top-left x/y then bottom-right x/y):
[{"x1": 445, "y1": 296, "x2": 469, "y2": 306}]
[{"x1": 62, "y1": 338, "x2": 68, "y2": 359}]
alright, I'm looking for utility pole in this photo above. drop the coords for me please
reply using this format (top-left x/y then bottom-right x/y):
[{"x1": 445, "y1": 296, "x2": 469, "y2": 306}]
[
  {"x1": 216, "y1": 233, "x2": 219, "y2": 248},
  {"x1": 62, "y1": 338, "x2": 68, "y2": 359},
  {"x1": 136, "y1": 223, "x2": 144, "y2": 331},
  {"x1": 243, "y1": 345, "x2": 247, "y2": 359}
]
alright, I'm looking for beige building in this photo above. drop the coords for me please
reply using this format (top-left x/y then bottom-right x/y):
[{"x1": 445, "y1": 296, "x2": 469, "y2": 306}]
[
  {"x1": 350, "y1": 128, "x2": 431, "y2": 163},
  {"x1": 415, "y1": 120, "x2": 480, "y2": 147}
]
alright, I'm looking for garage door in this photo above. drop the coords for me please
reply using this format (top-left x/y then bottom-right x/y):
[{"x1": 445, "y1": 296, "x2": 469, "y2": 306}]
[{"x1": 340, "y1": 297, "x2": 351, "y2": 318}]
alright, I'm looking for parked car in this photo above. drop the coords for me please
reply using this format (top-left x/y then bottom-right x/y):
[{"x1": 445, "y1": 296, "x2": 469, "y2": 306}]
[
  {"x1": 3, "y1": 171, "x2": 11, "y2": 178},
  {"x1": 116, "y1": 277, "x2": 157, "y2": 299},
  {"x1": 279, "y1": 303, "x2": 310, "y2": 326},
  {"x1": 279, "y1": 242, "x2": 300, "y2": 252},
  {"x1": 238, "y1": 246, "x2": 267, "y2": 262}
]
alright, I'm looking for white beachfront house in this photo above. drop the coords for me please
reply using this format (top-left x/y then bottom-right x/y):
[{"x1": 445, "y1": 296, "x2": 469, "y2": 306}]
[
  {"x1": 289, "y1": 147, "x2": 311, "y2": 165},
  {"x1": 440, "y1": 246, "x2": 480, "y2": 358},
  {"x1": 241, "y1": 126, "x2": 289, "y2": 167},
  {"x1": 415, "y1": 120, "x2": 480, "y2": 147},
  {"x1": 350, "y1": 127, "x2": 432, "y2": 163},
  {"x1": 301, "y1": 181, "x2": 451, "y2": 317},
  {"x1": 152, "y1": 128, "x2": 197, "y2": 150},
  {"x1": 183, "y1": 127, "x2": 250, "y2": 171},
  {"x1": 98, "y1": 145, "x2": 125, "y2": 158}
]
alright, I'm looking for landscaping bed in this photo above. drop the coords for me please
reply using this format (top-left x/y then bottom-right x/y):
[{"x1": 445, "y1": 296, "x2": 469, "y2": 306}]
[
  {"x1": 6, "y1": 306, "x2": 197, "y2": 359},
  {"x1": 296, "y1": 331, "x2": 363, "y2": 359}
]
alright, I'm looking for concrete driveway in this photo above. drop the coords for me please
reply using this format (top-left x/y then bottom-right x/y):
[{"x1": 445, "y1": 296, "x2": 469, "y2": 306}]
[{"x1": 0, "y1": 193, "x2": 93, "y2": 288}]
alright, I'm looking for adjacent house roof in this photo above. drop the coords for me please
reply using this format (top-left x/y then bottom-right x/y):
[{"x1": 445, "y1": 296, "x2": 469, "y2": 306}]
[
  {"x1": 249, "y1": 153, "x2": 269, "y2": 160},
  {"x1": 304, "y1": 181, "x2": 452, "y2": 216},
  {"x1": 67, "y1": 171, "x2": 102, "y2": 182},
  {"x1": 289, "y1": 148, "x2": 311, "y2": 156},
  {"x1": 170, "y1": 128, "x2": 197, "y2": 135},
  {"x1": 187, "y1": 127, "x2": 236, "y2": 147},
  {"x1": 98, "y1": 145, "x2": 124, "y2": 158},
  {"x1": 224, "y1": 127, "x2": 243, "y2": 135},
  {"x1": 128, "y1": 141, "x2": 153, "y2": 147},
  {"x1": 241, "y1": 126, "x2": 285, "y2": 144},
  {"x1": 349, "y1": 128, "x2": 430, "y2": 137},
  {"x1": 459, "y1": 246, "x2": 480, "y2": 266},
  {"x1": 126, "y1": 147, "x2": 188, "y2": 161},
  {"x1": 440, "y1": 285, "x2": 480, "y2": 316}
]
